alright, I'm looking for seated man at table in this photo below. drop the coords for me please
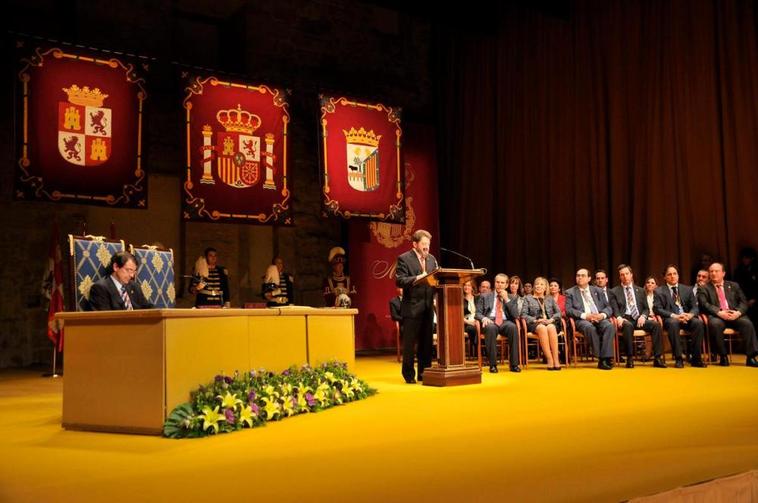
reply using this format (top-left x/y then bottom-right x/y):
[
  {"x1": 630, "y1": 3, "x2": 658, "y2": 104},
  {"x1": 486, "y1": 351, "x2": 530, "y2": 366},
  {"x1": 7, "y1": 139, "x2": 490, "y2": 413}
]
[{"x1": 89, "y1": 251, "x2": 154, "y2": 311}]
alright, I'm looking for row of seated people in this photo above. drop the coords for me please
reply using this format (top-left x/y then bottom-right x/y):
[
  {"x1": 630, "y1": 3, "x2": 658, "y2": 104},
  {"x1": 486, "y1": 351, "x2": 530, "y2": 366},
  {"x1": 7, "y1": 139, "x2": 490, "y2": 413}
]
[{"x1": 436, "y1": 262, "x2": 758, "y2": 373}]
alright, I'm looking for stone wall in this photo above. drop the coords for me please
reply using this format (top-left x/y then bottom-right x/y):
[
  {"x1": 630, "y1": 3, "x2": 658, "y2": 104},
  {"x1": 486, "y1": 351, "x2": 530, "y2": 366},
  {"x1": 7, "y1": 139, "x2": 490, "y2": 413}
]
[{"x1": 0, "y1": 0, "x2": 433, "y2": 367}]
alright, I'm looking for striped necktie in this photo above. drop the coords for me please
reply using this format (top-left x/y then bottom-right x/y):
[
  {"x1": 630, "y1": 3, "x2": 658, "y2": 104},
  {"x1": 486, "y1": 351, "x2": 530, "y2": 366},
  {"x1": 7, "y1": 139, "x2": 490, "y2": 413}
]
[{"x1": 121, "y1": 285, "x2": 134, "y2": 311}]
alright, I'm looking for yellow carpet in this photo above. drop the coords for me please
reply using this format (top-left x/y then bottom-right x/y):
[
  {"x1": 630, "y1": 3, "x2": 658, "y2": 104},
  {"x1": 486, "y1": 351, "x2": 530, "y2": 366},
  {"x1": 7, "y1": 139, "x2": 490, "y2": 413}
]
[{"x1": 0, "y1": 357, "x2": 757, "y2": 502}]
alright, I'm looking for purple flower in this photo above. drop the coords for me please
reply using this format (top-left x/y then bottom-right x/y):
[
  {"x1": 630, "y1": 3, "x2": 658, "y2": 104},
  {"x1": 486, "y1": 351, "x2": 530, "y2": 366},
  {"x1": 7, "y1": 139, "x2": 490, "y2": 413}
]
[
  {"x1": 248, "y1": 390, "x2": 257, "y2": 402},
  {"x1": 305, "y1": 392, "x2": 316, "y2": 407},
  {"x1": 224, "y1": 376, "x2": 233, "y2": 384},
  {"x1": 291, "y1": 396, "x2": 297, "y2": 408},
  {"x1": 282, "y1": 369, "x2": 290, "y2": 376},
  {"x1": 214, "y1": 375, "x2": 224, "y2": 383},
  {"x1": 224, "y1": 408, "x2": 235, "y2": 424},
  {"x1": 250, "y1": 403, "x2": 260, "y2": 415},
  {"x1": 249, "y1": 370, "x2": 257, "y2": 378}
]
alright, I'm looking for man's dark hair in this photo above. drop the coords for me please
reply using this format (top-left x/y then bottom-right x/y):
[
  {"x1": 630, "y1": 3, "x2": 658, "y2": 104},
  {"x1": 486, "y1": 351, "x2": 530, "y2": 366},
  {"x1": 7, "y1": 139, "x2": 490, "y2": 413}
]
[
  {"x1": 663, "y1": 264, "x2": 680, "y2": 276},
  {"x1": 204, "y1": 247, "x2": 217, "y2": 258},
  {"x1": 595, "y1": 269, "x2": 607, "y2": 277},
  {"x1": 617, "y1": 264, "x2": 633, "y2": 274},
  {"x1": 107, "y1": 251, "x2": 138, "y2": 273}
]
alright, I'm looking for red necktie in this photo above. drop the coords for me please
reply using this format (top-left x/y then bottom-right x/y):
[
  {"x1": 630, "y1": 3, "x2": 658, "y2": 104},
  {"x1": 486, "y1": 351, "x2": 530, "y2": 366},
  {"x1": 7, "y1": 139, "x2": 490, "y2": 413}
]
[
  {"x1": 717, "y1": 284, "x2": 729, "y2": 310},
  {"x1": 495, "y1": 298, "x2": 504, "y2": 325}
]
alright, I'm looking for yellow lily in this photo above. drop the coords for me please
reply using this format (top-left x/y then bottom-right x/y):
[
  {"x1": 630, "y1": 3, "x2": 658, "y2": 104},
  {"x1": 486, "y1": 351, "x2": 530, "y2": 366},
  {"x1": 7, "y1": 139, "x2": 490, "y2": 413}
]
[
  {"x1": 239, "y1": 405, "x2": 255, "y2": 428},
  {"x1": 263, "y1": 384, "x2": 278, "y2": 397},
  {"x1": 217, "y1": 391, "x2": 242, "y2": 410},
  {"x1": 296, "y1": 392, "x2": 309, "y2": 412},
  {"x1": 281, "y1": 396, "x2": 295, "y2": 416},
  {"x1": 199, "y1": 405, "x2": 226, "y2": 434},
  {"x1": 341, "y1": 380, "x2": 354, "y2": 399},
  {"x1": 323, "y1": 371, "x2": 336, "y2": 383},
  {"x1": 280, "y1": 383, "x2": 293, "y2": 395},
  {"x1": 262, "y1": 396, "x2": 280, "y2": 420}
]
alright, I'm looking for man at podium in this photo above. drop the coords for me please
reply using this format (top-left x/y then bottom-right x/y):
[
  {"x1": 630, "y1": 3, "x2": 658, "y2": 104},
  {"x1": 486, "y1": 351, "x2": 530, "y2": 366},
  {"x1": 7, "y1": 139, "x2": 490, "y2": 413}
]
[{"x1": 396, "y1": 229, "x2": 438, "y2": 384}]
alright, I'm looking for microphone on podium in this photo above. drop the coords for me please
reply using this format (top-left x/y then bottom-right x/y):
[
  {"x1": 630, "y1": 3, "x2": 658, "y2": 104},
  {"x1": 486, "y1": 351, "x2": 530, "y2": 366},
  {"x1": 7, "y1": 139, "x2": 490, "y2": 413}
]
[{"x1": 440, "y1": 247, "x2": 476, "y2": 270}]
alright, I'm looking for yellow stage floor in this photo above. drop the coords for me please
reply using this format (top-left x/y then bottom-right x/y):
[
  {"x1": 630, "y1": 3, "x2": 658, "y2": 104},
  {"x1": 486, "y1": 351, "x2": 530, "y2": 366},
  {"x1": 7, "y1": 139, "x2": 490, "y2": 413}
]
[{"x1": 0, "y1": 356, "x2": 756, "y2": 502}]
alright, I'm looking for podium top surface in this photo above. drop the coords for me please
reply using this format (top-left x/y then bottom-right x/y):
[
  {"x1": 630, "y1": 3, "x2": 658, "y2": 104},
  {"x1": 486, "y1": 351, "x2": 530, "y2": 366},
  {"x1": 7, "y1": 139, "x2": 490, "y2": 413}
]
[{"x1": 414, "y1": 268, "x2": 486, "y2": 287}]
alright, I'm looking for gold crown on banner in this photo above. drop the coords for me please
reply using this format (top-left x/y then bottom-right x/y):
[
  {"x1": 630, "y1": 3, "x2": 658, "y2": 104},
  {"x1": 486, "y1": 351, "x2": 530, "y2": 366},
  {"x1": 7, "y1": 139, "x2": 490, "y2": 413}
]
[
  {"x1": 343, "y1": 127, "x2": 381, "y2": 147},
  {"x1": 62, "y1": 85, "x2": 108, "y2": 107},
  {"x1": 216, "y1": 105, "x2": 261, "y2": 134}
]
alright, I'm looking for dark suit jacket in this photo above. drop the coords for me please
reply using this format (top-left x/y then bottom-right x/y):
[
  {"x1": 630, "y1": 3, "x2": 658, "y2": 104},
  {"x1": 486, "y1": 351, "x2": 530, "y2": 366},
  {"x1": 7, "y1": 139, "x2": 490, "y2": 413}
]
[
  {"x1": 395, "y1": 250, "x2": 438, "y2": 319},
  {"x1": 521, "y1": 295, "x2": 562, "y2": 324},
  {"x1": 654, "y1": 283, "x2": 699, "y2": 318},
  {"x1": 697, "y1": 281, "x2": 748, "y2": 317},
  {"x1": 389, "y1": 296, "x2": 402, "y2": 322},
  {"x1": 610, "y1": 284, "x2": 649, "y2": 318},
  {"x1": 89, "y1": 276, "x2": 154, "y2": 311},
  {"x1": 475, "y1": 291, "x2": 519, "y2": 323},
  {"x1": 564, "y1": 285, "x2": 613, "y2": 320}
]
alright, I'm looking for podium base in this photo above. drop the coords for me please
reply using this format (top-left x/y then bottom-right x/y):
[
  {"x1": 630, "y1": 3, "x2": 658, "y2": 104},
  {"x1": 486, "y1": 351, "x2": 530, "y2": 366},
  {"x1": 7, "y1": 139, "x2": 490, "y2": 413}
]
[{"x1": 422, "y1": 365, "x2": 481, "y2": 387}]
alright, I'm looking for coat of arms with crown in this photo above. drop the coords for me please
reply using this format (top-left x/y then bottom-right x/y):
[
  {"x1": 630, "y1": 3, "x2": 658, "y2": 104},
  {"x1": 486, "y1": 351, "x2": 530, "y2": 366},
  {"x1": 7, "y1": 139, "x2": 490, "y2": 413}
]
[
  {"x1": 57, "y1": 85, "x2": 112, "y2": 167},
  {"x1": 344, "y1": 127, "x2": 381, "y2": 192},
  {"x1": 199, "y1": 104, "x2": 277, "y2": 190}
]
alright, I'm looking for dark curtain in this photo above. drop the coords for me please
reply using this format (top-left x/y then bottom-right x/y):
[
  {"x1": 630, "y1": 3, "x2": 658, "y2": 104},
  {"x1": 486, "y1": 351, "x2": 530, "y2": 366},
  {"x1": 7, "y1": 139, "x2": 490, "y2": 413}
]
[{"x1": 436, "y1": 0, "x2": 758, "y2": 287}]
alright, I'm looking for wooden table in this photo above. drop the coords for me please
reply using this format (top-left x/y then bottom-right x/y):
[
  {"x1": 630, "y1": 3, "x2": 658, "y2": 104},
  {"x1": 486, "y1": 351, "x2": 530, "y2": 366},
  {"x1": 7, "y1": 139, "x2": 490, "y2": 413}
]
[{"x1": 56, "y1": 307, "x2": 357, "y2": 434}]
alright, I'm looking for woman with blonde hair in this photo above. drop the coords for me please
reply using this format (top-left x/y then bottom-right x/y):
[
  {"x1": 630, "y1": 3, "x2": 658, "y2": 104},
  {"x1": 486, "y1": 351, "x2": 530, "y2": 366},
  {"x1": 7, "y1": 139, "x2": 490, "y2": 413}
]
[{"x1": 522, "y1": 276, "x2": 563, "y2": 370}]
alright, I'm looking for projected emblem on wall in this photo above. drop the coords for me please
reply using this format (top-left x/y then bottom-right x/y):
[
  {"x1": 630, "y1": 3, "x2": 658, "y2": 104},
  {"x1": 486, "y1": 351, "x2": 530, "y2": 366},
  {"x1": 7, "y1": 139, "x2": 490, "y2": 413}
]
[
  {"x1": 183, "y1": 75, "x2": 291, "y2": 224},
  {"x1": 15, "y1": 43, "x2": 147, "y2": 207},
  {"x1": 57, "y1": 85, "x2": 112, "y2": 167},
  {"x1": 319, "y1": 95, "x2": 404, "y2": 222}
]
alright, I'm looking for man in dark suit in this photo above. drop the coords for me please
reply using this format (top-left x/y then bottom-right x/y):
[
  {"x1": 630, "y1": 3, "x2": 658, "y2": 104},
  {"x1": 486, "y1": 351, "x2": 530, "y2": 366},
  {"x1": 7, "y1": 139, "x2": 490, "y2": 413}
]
[
  {"x1": 611, "y1": 264, "x2": 665, "y2": 368},
  {"x1": 475, "y1": 273, "x2": 521, "y2": 373},
  {"x1": 697, "y1": 262, "x2": 758, "y2": 367},
  {"x1": 89, "y1": 251, "x2": 154, "y2": 311},
  {"x1": 594, "y1": 269, "x2": 613, "y2": 305},
  {"x1": 389, "y1": 288, "x2": 402, "y2": 323},
  {"x1": 565, "y1": 268, "x2": 615, "y2": 370},
  {"x1": 395, "y1": 229, "x2": 438, "y2": 383},
  {"x1": 654, "y1": 264, "x2": 707, "y2": 368}
]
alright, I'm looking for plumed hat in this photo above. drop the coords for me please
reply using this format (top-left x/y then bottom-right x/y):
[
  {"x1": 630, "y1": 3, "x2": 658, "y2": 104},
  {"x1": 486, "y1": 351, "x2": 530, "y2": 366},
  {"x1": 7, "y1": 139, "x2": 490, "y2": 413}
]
[{"x1": 328, "y1": 246, "x2": 346, "y2": 264}]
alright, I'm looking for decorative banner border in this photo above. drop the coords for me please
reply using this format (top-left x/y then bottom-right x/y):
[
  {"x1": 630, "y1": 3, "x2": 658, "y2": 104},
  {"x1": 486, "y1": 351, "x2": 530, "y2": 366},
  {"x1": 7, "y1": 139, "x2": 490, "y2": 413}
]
[
  {"x1": 319, "y1": 95, "x2": 404, "y2": 222},
  {"x1": 182, "y1": 74, "x2": 291, "y2": 224},
  {"x1": 16, "y1": 42, "x2": 147, "y2": 207}
]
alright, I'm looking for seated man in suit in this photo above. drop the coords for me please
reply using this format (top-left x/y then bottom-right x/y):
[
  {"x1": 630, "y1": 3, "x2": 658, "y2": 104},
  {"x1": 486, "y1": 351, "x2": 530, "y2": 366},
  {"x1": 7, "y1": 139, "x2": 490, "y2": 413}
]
[
  {"x1": 654, "y1": 264, "x2": 707, "y2": 368},
  {"x1": 89, "y1": 251, "x2": 153, "y2": 311},
  {"x1": 479, "y1": 280, "x2": 492, "y2": 295},
  {"x1": 389, "y1": 288, "x2": 403, "y2": 324},
  {"x1": 697, "y1": 262, "x2": 758, "y2": 367},
  {"x1": 611, "y1": 264, "x2": 665, "y2": 368},
  {"x1": 475, "y1": 273, "x2": 521, "y2": 373},
  {"x1": 565, "y1": 268, "x2": 615, "y2": 370},
  {"x1": 594, "y1": 269, "x2": 613, "y2": 305}
]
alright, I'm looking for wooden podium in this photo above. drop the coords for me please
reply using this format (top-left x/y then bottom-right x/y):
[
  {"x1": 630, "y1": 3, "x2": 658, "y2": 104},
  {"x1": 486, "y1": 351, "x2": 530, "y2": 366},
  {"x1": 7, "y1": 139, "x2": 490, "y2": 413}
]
[{"x1": 415, "y1": 268, "x2": 486, "y2": 386}]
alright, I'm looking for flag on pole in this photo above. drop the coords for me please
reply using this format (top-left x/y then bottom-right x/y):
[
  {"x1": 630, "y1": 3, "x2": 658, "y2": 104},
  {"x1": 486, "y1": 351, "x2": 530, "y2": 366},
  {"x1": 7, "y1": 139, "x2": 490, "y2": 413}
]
[{"x1": 42, "y1": 221, "x2": 65, "y2": 352}]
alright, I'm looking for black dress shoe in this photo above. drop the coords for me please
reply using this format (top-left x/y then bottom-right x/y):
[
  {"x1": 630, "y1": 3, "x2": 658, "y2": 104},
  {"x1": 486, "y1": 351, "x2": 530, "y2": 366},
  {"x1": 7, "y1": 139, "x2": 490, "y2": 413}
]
[
  {"x1": 746, "y1": 357, "x2": 758, "y2": 368},
  {"x1": 489, "y1": 365, "x2": 499, "y2": 373},
  {"x1": 691, "y1": 359, "x2": 707, "y2": 368},
  {"x1": 417, "y1": 374, "x2": 423, "y2": 382},
  {"x1": 510, "y1": 365, "x2": 521, "y2": 373},
  {"x1": 674, "y1": 359, "x2": 684, "y2": 369},
  {"x1": 598, "y1": 360, "x2": 612, "y2": 370},
  {"x1": 404, "y1": 377, "x2": 416, "y2": 384},
  {"x1": 626, "y1": 360, "x2": 634, "y2": 369},
  {"x1": 554, "y1": 365, "x2": 562, "y2": 371},
  {"x1": 719, "y1": 355, "x2": 730, "y2": 367},
  {"x1": 653, "y1": 357, "x2": 667, "y2": 368},
  {"x1": 546, "y1": 366, "x2": 555, "y2": 371}
]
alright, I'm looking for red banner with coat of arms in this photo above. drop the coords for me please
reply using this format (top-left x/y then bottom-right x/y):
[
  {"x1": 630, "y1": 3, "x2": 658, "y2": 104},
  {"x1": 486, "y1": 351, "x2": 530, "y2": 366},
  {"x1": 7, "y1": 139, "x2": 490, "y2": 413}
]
[
  {"x1": 182, "y1": 74, "x2": 291, "y2": 224},
  {"x1": 349, "y1": 124, "x2": 439, "y2": 350},
  {"x1": 15, "y1": 41, "x2": 147, "y2": 207},
  {"x1": 319, "y1": 95, "x2": 404, "y2": 222}
]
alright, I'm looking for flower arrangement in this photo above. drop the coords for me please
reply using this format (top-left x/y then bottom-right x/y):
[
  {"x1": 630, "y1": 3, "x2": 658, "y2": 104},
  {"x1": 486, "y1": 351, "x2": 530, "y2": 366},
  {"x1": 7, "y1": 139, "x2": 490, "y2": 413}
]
[{"x1": 163, "y1": 361, "x2": 376, "y2": 438}]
